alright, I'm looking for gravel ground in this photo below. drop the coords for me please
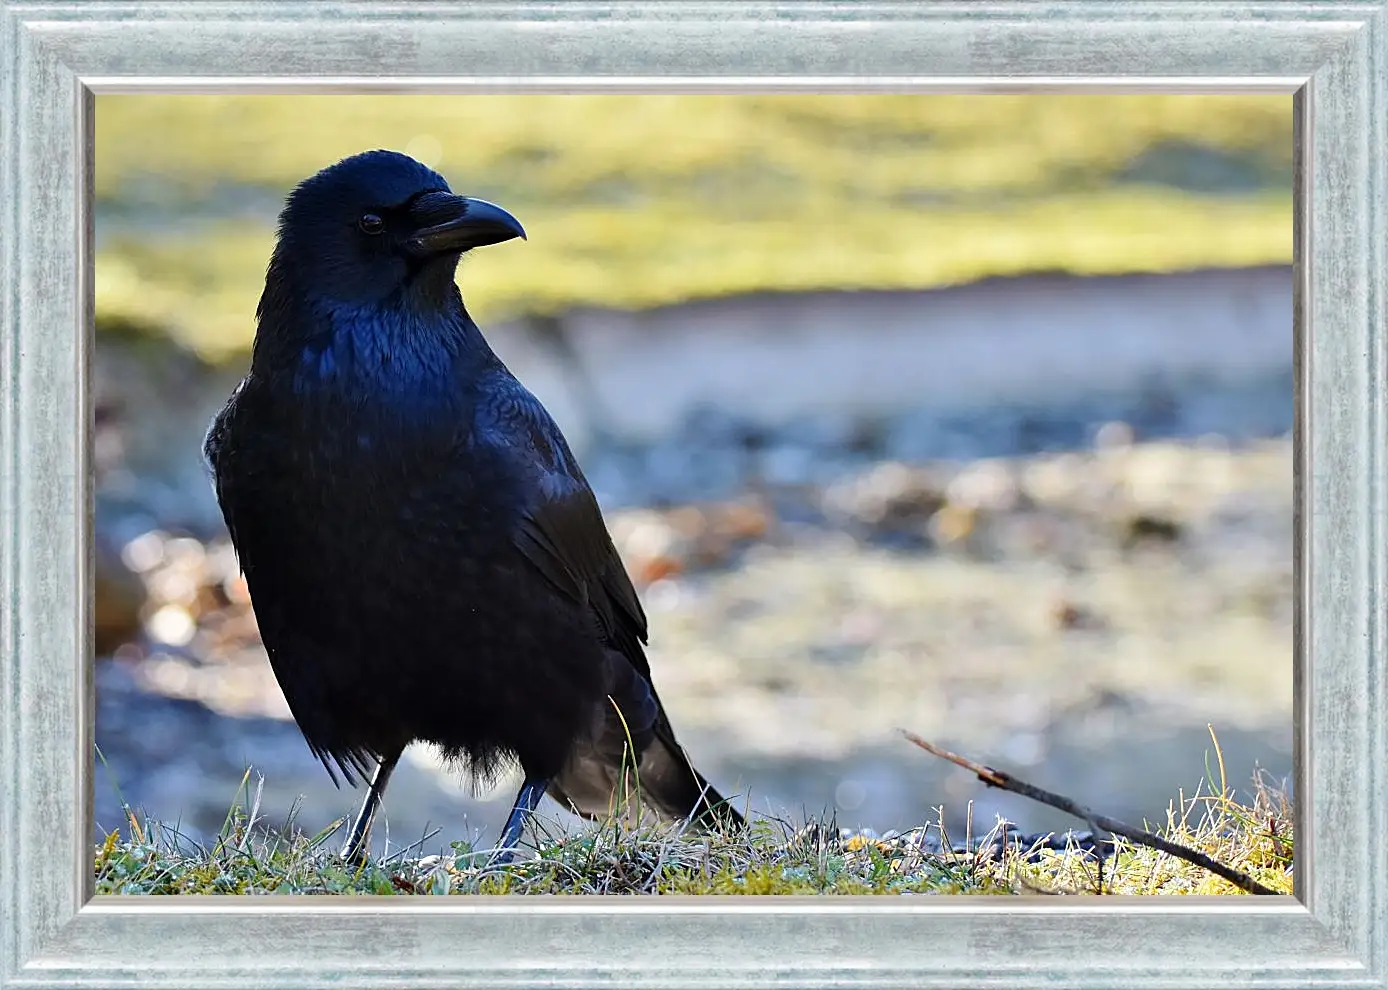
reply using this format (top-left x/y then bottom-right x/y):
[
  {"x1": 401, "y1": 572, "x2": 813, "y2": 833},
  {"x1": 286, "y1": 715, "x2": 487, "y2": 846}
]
[{"x1": 94, "y1": 430, "x2": 1292, "y2": 853}]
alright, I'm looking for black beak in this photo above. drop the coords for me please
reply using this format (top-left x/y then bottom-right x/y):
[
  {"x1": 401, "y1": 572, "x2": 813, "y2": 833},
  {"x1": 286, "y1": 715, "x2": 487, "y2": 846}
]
[{"x1": 405, "y1": 192, "x2": 526, "y2": 256}]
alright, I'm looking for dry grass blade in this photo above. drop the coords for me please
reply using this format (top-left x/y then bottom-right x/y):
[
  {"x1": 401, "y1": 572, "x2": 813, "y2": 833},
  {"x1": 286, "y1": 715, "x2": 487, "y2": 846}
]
[{"x1": 899, "y1": 729, "x2": 1280, "y2": 896}]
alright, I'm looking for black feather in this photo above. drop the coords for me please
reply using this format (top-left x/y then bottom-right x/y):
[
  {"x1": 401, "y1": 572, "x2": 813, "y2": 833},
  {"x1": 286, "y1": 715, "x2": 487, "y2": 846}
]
[{"x1": 205, "y1": 149, "x2": 743, "y2": 845}]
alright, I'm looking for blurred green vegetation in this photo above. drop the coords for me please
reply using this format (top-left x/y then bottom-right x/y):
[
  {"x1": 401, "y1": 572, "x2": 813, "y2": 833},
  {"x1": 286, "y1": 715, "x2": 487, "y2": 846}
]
[{"x1": 95, "y1": 95, "x2": 1291, "y2": 362}]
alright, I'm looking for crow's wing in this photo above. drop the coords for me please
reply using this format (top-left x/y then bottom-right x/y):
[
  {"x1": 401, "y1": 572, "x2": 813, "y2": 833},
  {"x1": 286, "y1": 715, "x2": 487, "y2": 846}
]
[
  {"x1": 201, "y1": 380, "x2": 245, "y2": 543},
  {"x1": 202, "y1": 377, "x2": 378, "y2": 786},
  {"x1": 475, "y1": 374, "x2": 651, "y2": 675},
  {"x1": 476, "y1": 373, "x2": 743, "y2": 826}
]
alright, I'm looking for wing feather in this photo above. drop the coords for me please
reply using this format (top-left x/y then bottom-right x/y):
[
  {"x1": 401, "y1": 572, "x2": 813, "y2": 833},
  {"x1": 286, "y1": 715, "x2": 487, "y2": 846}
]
[
  {"x1": 476, "y1": 371, "x2": 742, "y2": 827},
  {"x1": 479, "y1": 378, "x2": 650, "y2": 674}
]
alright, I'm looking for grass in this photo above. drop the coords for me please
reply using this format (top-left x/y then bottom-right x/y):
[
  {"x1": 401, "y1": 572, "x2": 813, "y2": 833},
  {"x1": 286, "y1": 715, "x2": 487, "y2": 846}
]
[
  {"x1": 95, "y1": 745, "x2": 1293, "y2": 896},
  {"x1": 95, "y1": 801, "x2": 993, "y2": 896},
  {"x1": 95, "y1": 95, "x2": 1292, "y2": 362},
  {"x1": 997, "y1": 749, "x2": 1294, "y2": 896}
]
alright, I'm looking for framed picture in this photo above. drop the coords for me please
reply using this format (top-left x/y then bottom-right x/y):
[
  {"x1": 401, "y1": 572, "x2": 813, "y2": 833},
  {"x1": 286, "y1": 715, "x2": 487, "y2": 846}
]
[{"x1": 1, "y1": 2, "x2": 1382, "y2": 987}]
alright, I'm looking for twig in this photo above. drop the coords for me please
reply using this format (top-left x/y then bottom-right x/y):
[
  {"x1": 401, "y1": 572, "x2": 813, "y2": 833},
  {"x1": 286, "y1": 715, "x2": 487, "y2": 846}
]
[{"x1": 899, "y1": 730, "x2": 1278, "y2": 896}]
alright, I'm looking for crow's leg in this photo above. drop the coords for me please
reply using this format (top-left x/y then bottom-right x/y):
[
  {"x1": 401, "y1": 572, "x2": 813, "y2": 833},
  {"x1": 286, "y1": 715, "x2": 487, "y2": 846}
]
[
  {"x1": 492, "y1": 777, "x2": 550, "y2": 863},
  {"x1": 341, "y1": 747, "x2": 403, "y2": 865}
]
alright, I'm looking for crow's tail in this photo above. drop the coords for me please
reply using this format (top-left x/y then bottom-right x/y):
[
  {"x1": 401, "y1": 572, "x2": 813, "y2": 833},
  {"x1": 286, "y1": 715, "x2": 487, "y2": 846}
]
[
  {"x1": 636, "y1": 731, "x2": 746, "y2": 831},
  {"x1": 548, "y1": 728, "x2": 745, "y2": 832}
]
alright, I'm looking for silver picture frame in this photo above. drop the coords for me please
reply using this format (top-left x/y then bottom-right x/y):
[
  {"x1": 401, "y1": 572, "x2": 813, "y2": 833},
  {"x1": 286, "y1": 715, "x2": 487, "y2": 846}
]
[{"x1": 1, "y1": 2, "x2": 1383, "y2": 987}]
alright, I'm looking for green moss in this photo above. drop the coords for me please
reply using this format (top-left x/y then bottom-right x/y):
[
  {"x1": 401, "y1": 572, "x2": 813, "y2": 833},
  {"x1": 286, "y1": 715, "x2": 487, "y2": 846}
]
[
  {"x1": 95, "y1": 94, "x2": 1291, "y2": 361},
  {"x1": 95, "y1": 95, "x2": 1292, "y2": 205}
]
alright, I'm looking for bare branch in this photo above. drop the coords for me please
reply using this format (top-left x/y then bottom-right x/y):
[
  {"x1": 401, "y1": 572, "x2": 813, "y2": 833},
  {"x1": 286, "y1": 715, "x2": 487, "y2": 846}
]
[{"x1": 900, "y1": 729, "x2": 1279, "y2": 897}]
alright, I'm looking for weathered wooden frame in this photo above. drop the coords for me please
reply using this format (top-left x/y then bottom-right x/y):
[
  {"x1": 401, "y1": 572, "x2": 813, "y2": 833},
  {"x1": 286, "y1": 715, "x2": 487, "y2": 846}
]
[{"x1": 1, "y1": 2, "x2": 1383, "y2": 988}]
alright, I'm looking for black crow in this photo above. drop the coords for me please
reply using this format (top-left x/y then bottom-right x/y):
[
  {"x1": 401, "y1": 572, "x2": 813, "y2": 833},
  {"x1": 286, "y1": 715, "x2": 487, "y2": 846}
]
[{"x1": 204, "y1": 149, "x2": 744, "y2": 863}]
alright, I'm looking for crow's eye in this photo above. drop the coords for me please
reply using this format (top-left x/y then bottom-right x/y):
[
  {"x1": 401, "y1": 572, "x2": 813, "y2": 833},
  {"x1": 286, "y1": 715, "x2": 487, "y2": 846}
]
[{"x1": 358, "y1": 214, "x2": 385, "y2": 235}]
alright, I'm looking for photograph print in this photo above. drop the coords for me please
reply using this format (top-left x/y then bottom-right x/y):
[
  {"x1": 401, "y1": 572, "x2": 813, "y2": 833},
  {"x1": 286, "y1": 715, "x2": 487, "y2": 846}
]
[{"x1": 90, "y1": 93, "x2": 1293, "y2": 896}]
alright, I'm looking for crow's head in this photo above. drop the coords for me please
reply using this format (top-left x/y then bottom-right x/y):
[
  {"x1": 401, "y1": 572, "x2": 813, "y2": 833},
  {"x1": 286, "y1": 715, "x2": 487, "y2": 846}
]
[{"x1": 266, "y1": 149, "x2": 525, "y2": 309}]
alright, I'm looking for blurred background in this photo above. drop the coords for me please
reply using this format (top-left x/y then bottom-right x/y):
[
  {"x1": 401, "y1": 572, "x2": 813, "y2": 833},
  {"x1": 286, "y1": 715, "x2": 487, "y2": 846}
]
[{"x1": 93, "y1": 95, "x2": 1293, "y2": 856}]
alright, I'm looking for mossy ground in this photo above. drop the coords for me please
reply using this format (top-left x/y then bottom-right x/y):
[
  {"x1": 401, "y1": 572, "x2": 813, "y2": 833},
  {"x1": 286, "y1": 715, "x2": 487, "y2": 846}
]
[
  {"x1": 95, "y1": 745, "x2": 1293, "y2": 897},
  {"x1": 95, "y1": 94, "x2": 1291, "y2": 361}
]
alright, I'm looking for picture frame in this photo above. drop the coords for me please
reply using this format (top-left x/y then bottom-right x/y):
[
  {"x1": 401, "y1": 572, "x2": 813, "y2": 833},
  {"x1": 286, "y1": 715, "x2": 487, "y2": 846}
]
[{"x1": 1, "y1": 2, "x2": 1383, "y2": 987}]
